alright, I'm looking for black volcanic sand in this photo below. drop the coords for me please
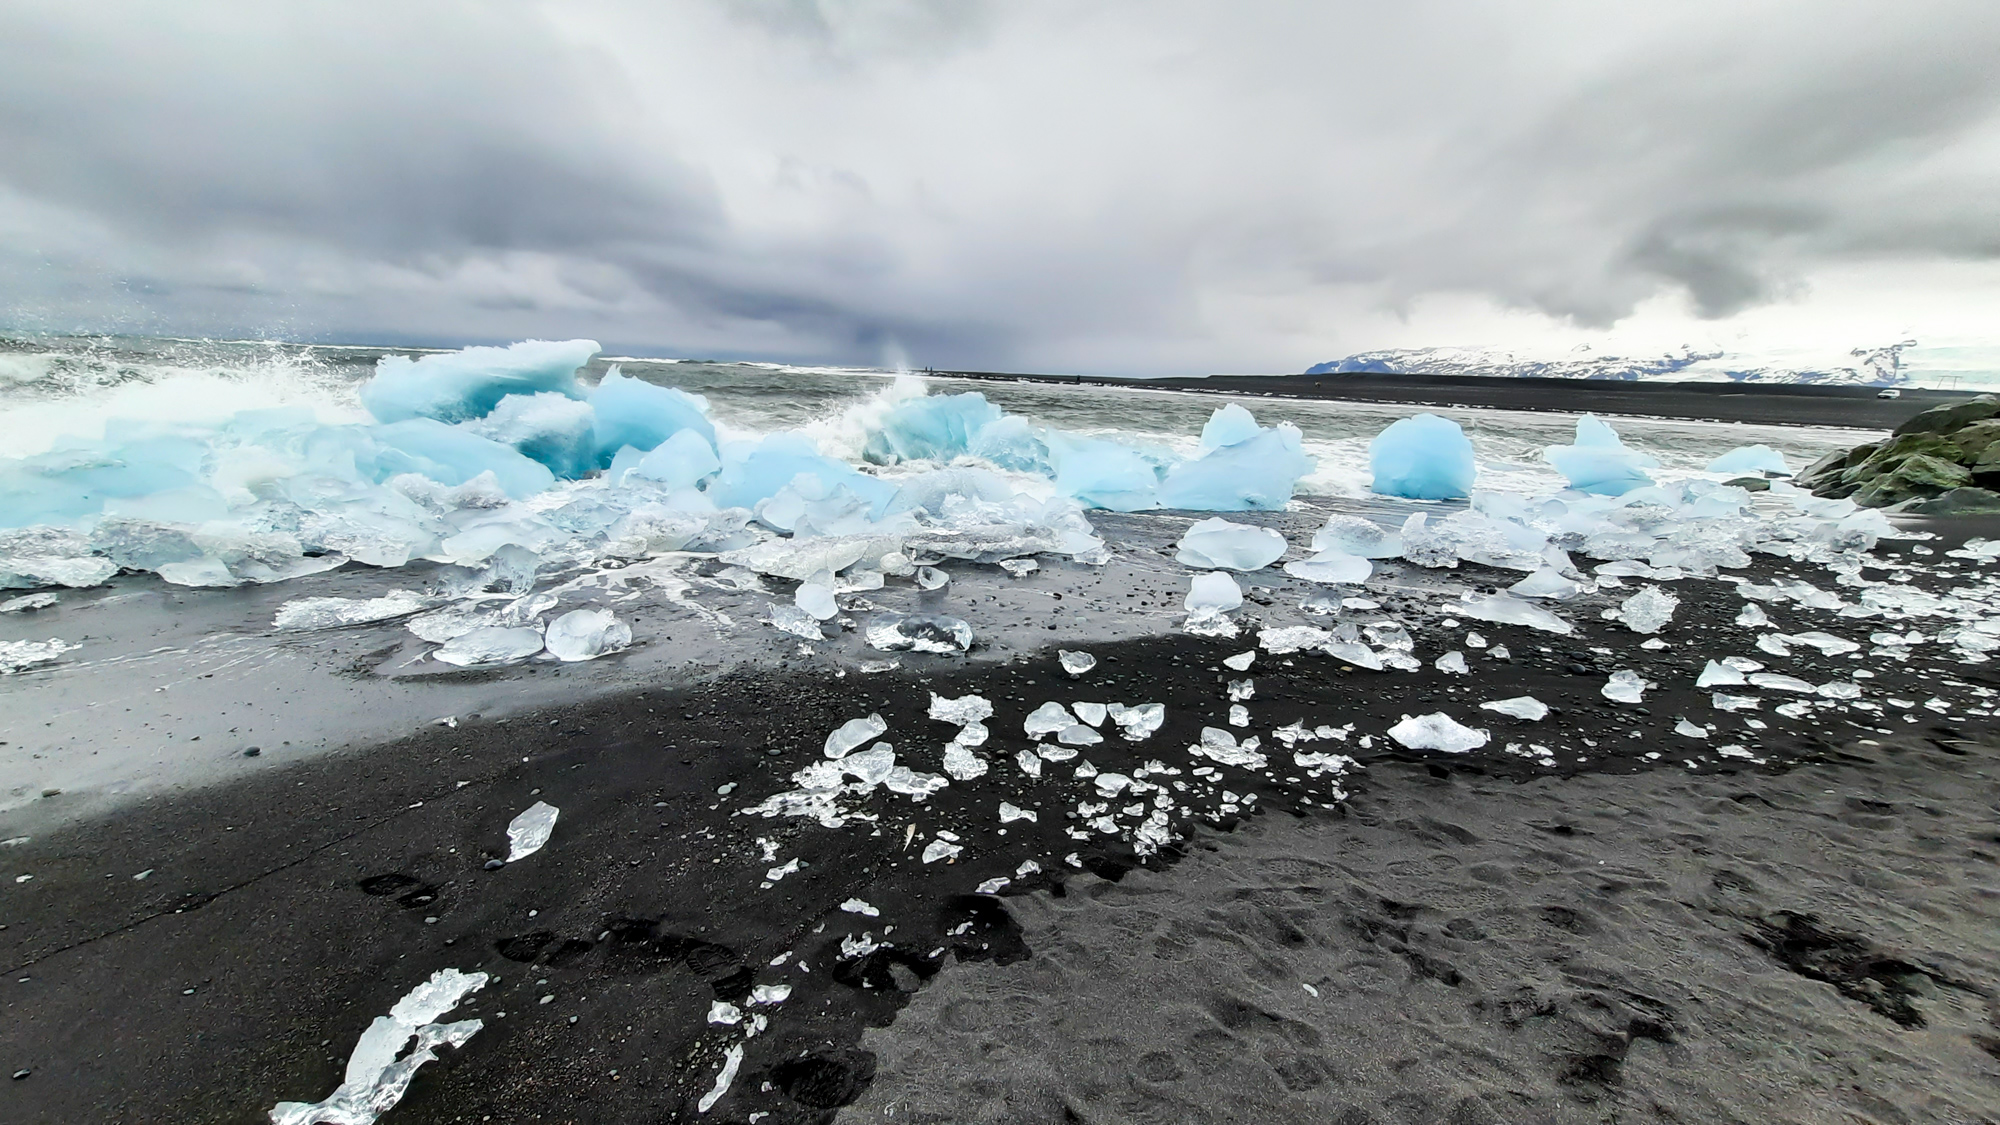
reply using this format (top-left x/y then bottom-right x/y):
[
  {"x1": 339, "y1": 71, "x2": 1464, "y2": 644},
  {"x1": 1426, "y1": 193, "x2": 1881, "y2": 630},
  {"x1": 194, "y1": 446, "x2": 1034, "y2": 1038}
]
[
  {"x1": 1, "y1": 550, "x2": 1996, "y2": 1123},
  {"x1": 941, "y1": 369, "x2": 1978, "y2": 430}
]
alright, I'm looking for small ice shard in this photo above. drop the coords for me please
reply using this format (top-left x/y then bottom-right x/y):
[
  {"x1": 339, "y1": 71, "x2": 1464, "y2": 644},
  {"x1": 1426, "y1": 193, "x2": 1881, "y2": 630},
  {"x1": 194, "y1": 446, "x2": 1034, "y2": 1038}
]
[
  {"x1": 0, "y1": 638, "x2": 79, "y2": 675},
  {"x1": 1456, "y1": 592, "x2": 1573, "y2": 635},
  {"x1": 1175, "y1": 518, "x2": 1286, "y2": 571},
  {"x1": 1789, "y1": 631, "x2": 1860, "y2": 656},
  {"x1": 1616, "y1": 586, "x2": 1679, "y2": 634},
  {"x1": 998, "y1": 558, "x2": 1039, "y2": 577},
  {"x1": 1105, "y1": 702, "x2": 1165, "y2": 740},
  {"x1": 999, "y1": 801, "x2": 1037, "y2": 823},
  {"x1": 1283, "y1": 549, "x2": 1371, "y2": 584},
  {"x1": 273, "y1": 591, "x2": 432, "y2": 631},
  {"x1": 1227, "y1": 704, "x2": 1250, "y2": 727},
  {"x1": 505, "y1": 801, "x2": 559, "y2": 862},
  {"x1": 1696, "y1": 660, "x2": 1746, "y2": 687},
  {"x1": 1640, "y1": 638, "x2": 1669, "y2": 651},
  {"x1": 268, "y1": 968, "x2": 489, "y2": 1125},
  {"x1": 1747, "y1": 672, "x2": 1816, "y2": 693},
  {"x1": 708, "y1": 1001, "x2": 743, "y2": 1026},
  {"x1": 942, "y1": 743, "x2": 989, "y2": 781},
  {"x1": 1509, "y1": 568, "x2": 1582, "y2": 600},
  {"x1": 1189, "y1": 727, "x2": 1268, "y2": 768},
  {"x1": 543, "y1": 609, "x2": 632, "y2": 661},
  {"x1": 1722, "y1": 656, "x2": 1764, "y2": 672},
  {"x1": 1434, "y1": 651, "x2": 1468, "y2": 675},
  {"x1": 1543, "y1": 414, "x2": 1658, "y2": 495},
  {"x1": 1037, "y1": 743, "x2": 1078, "y2": 762},
  {"x1": 1024, "y1": 701, "x2": 1077, "y2": 737},
  {"x1": 1479, "y1": 696, "x2": 1548, "y2": 721},
  {"x1": 765, "y1": 602, "x2": 824, "y2": 640},
  {"x1": 1674, "y1": 719, "x2": 1709, "y2": 738},
  {"x1": 928, "y1": 693, "x2": 993, "y2": 726},
  {"x1": 795, "y1": 580, "x2": 838, "y2": 621},
  {"x1": 765, "y1": 858, "x2": 801, "y2": 883},
  {"x1": 883, "y1": 766, "x2": 949, "y2": 799},
  {"x1": 1258, "y1": 625, "x2": 1331, "y2": 655},
  {"x1": 839, "y1": 898, "x2": 880, "y2": 916},
  {"x1": 1488, "y1": 645, "x2": 1510, "y2": 660},
  {"x1": 697, "y1": 1043, "x2": 745, "y2": 1114},
  {"x1": 1226, "y1": 679, "x2": 1254, "y2": 702},
  {"x1": 1601, "y1": 670, "x2": 1650, "y2": 703},
  {"x1": 1387, "y1": 712, "x2": 1489, "y2": 753},
  {"x1": 1183, "y1": 571, "x2": 1243, "y2": 632},
  {"x1": 865, "y1": 614, "x2": 972, "y2": 654},
  {"x1": 1056, "y1": 723, "x2": 1103, "y2": 746},
  {"x1": 825, "y1": 714, "x2": 889, "y2": 759},
  {"x1": 915, "y1": 566, "x2": 950, "y2": 591},
  {"x1": 1058, "y1": 650, "x2": 1097, "y2": 676},
  {"x1": 1464, "y1": 632, "x2": 1487, "y2": 649},
  {"x1": 1756, "y1": 634, "x2": 1791, "y2": 657},
  {"x1": 922, "y1": 839, "x2": 962, "y2": 863},
  {"x1": 1736, "y1": 603, "x2": 1770, "y2": 628},
  {"x1": 1093, "y1": 772, "x2": 1132, "y2": 797},
  {"x1": 1310, "y1": 513, "x2": 1403, "y2": 559},
  {"x1": 1817, "y1": 680, "x2": 1862, "y2": 700},
  {"x1": 749, "y1": 984, "x2": 792, "y2": 1005},
  {"x1": 1712, "y1": 693, "x2": 1762, "y2": 711},
  {"x1": 0, "y1": 592, "x2": 59, "y2": 613},
  {"x1": 1073, "y1": 701, "x2": 1109, "y2": 726},
  {"x1": 1016, "y1": 748, "x2": 1043, "y2": 777},
  {"x1": 1322, "y1": 641, "x2": 1384, "y2": 670},
  {"x1": 435, "y1": 626, "x2": 544, "y2": 667},
  {"x1": 1222, "y1": 651, "x2": 1255, "y2": 671}
]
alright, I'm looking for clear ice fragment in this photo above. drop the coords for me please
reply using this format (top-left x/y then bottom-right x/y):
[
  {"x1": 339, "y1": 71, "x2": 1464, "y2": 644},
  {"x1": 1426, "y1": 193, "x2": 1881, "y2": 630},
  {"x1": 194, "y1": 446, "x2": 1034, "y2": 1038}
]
[
  {"x1": 795, "y1": 581, "x2": 838, "y2": 621},
  {"x1": 765, "y1": 602, "x2": 824, "y2": 640},
  {"x1": 1711, "y1": 693, "x2": 1762, "y2": 711},
  {"x1": 1456, "y1": 592, "x2": 1573, "y2": 634},
  {"x1": 1222, "y1": 651, "x2": 1255, "y2": 671},
  {"x1": 543, "y1": 609, "x2": 631, "y2": 661},
  {"x1": 1616, "y1": 586, "x2": 1679, "y2": 634},
  {"x1": 1479, "y1": 696, "x2": 1548, "y2": 721},
  {"x1": 1105, "y1": 702, "x2": 1165, "y2": 740},
  {"x1": 1747, "y1": 673, "x2": 1816, "y2": 693},
  {"x1": 1369, "y1": 414, "x2": 1475, "y2": 499},
  {"x1": 434, "y1": 626, "x2": 544, "y2": 667},
  {"x1": 1058, "y1": 650, "x2": 1097, "y2": 676},
  {"x1": 273, "y1": 591, "x2": 432, "y2": 631},
  {"x1": 864, "y1": 614, "x2": 972, "y2": 654},
  {"x1": 1434, "y1": 651, "x2": 1469, "y2": 675},
  {"x1": 1387, "y1": 712, "x2": 1489, "y2": 753},
  {"x1": 1024, "y1": 701, "x2": 1077, "y2": 737},
  {"x1": 505, "y1": 801, "x2": 559, "y2": 862},
  {"x1": 1696, "y1": 660, "x2": 1745, "y2": 687},
  {"x1": 825, "y1": 714, "x2": 889, "y2": 759},
  {"x1": 1601, "y1": 670, "x2": 1650, "y2": 703},
  {"x1": 268, "y1": 968, "x2": 489, "y2": 1125},
  {"x1": 1674, "y1": 719, "x2": 1710, "y2": 738},
  {"x1": 1073, "y1": 701, "x2": 1109, "y2": 726},
  {"x1": 928, "y1": 693, "x2": 993, "y2": 726}
]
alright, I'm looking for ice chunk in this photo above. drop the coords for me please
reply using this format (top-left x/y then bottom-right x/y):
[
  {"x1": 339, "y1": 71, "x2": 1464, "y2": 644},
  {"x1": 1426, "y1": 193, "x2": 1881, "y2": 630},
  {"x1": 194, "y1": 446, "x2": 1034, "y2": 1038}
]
[
  {"x1": 434, "y1": 626, "x2": 544, "y2": 667},
  {"x1": 0, "y1": 592, "x2": 57, "y2": 613},
  {"x1": 1284, "y1": 548, "x2": 1371, "y2": 584},
  {"x1": 1223, "y1": 651, "x2": 1255, "y2": 671},
  {"x1": 824, "y1": 714, "x2": 889, "y2": 759},
  {"x1": 1615, "y1": 586, "x2": 1679, "y2": 634},
  {"x1": 708, "y1": 433, "x2": 895, "y2": 515},
  {"x1": 1106, "y1": 702, "x2": 1165, "y2": 740},
  {"x1": 999, "y1": 802, "x2": 1037, "y2": 824},
  {"x1": 1712, "y1": 693, "x2": 1761, "y2": 711},
  {"x1": 588, "y1": 369, "x2": 716, "y2": 461},
  {"x1": 628, "y1": 428, "x2": 722, "y2": 490},
  {"x1": 865, "y1": 614, "x2": 972, "y2": 654},
  {"x1": 1735, "y1": 603, "x2": 1770, "y2": 627},
  {"x1": 1068, "y1": 702, "x2": 1107, "y2": 728},
  {"x1": 360, "y1": 339, "x2": 596, "y2": 424},
  {"x1": 1189, "y1": 727, "x2": 1267, "y2": 768},
  {"x1": 543, "y1": 609, "x2": 631, "y2": 661},
  {"x1": 1047, "y1": 433, "x2": 1167, "y2": 511},
  {"x1": 697, "y1": 1043, "x2": 745, "y2": 1114},
  {"x1": 1747, "y1": 673, "x2": 1816, "y2": 693},
  {"x1": 1455, "y1": 592, "x2": 1573, "y2": 634},
  {"x1": 268, "y1": 968, "x2": 490, "y2": 1125},
  {"x1": 374, "y1": 419, "x2": 555, "y2": 499},
  {"x1": 1788, "y1": 631, "x2": 1859, "y2": 656},
  {"x1": 1707, "y1": 445, "x2": 1790, "y2": 476},
  {"x1": 1059, "y1": 650, "x2": 1097, "y2": 676},
  {"x1": 922, "y1": 839, "x2": 962, "y2": 863},
  {"x1": 505, "y1": 801, "x2": 559, "y2": 862},
  {"x1": 1198, "y1": 403, "x2": 1263, "y2": 451},
  {"x1": 1056, "y1": 723, "x2": 1103, "y2": 746},
  {"x1": 1309, "y1": 514, "x2": 1404, "y2": 559},
  {"x1": 1479, "y1": 696, "x2": 1548, "y2": 721},
  {"x1": 1025, "y1": 701, "x2": 1077, "y2": 737},
  {"x1": 1157, "y1": 422, "x2": 1316, "y2": 510},
  {"x1": 1369, "y1": 414, "x2": 1475, "y2": 500},
  {"x1": 1387, "y1": 712, "x2": 1489, "y2": 753},
  {"x1": 766, "y1": 602, "x2": 824, "y2": 640},
  {"x1": 867, "y1": 391, "x2": 1006, "y2": 464},
  {"x1": 1543, "y1": 415, "x2": 1658, "y2": 496},
  {"x1": 928, "y1": 694, "x2": 992, "y2": 726},
  {"x1": 1508, "y1": 568, "x2": 1581, "y2": 600},
  {"x1": 273, "y1": 591, "x2": 431, "y2": 631},
  {"x1": 1601, "y1": 670, "x2": 1650, "y2": 703},
  {"x1": 916, "y1": 566, "x2": 950, "y2": 591},
  {"x1": 1675, "y1": 719, "x2": 1709, "y2": 738},
  {"x1": 1184, "y1": 571, "x2": 1242, "y2": 623},
  {"x1": 1259, "y1": 625, "x2": 1330, "y2": 655},
  {"x1": 1323, "y1": 641, "x2": 1384, "y2": 670},
  {"x1": 0, "y1": 638, "x2": 78, "y2": 674},
  {"x1": 795, "y1": 578, "x2": 838, "y2": 621},
  {"x1": 1696, "y1": 660, "x2": 1746, "y2": 688},
  {"x1": 942, "y1": 743, "x2": 988, "y2": 781},
  {"x1": 465, "y1": 392, "x2": 599, "y2": 479},
  {"x1": 0, "y1": 555, "x2": 118, "y2": 590},
  {"x1": 1434, "y1": 651, "x2": 1469, "y2": 675},
  {"x1": 1175, "y1": 518, "x2": 1286, "y2": 570},
  {"x1": 1227, "y1": 704, "x2": 1251, "y2": 727},
  {"x1": 1817, "y1": 680, "x2": 1863, "y2": 699}
]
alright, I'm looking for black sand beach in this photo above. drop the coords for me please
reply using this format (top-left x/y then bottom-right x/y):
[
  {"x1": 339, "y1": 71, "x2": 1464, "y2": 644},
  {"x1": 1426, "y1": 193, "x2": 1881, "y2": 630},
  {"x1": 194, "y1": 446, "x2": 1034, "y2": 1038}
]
[{"x1": 3, "y1": 527, "x2": 1997, "y2": 1123}]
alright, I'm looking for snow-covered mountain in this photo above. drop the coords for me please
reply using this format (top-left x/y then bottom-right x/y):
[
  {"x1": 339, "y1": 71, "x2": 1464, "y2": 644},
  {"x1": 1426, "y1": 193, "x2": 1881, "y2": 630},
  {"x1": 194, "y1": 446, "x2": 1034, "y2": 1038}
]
[{"x1": 1305, "y1": 343, "x2": 1926, "y2": 386}]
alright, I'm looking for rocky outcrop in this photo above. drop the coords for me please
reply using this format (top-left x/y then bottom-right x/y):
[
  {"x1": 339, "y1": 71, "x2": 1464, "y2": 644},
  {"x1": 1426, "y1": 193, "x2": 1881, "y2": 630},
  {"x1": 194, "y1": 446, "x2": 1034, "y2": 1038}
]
[{"x1": 1798, "y1": 395, "x2": 2000, "y2": 513}]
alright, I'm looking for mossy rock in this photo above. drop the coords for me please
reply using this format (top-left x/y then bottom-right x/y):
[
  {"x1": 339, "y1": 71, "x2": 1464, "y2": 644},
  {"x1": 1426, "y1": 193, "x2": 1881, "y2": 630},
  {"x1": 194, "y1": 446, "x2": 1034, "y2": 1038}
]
[
  {"x1": 1886, "y1": 486, "x2": 2000, "y2": 515},
  {"x1": 1851, "y1": 452, "x2": 1972, "y2": 507},
  {"x1": 1891, "y1": 394, "x2": 2000, "y2": 437},
  {"x1": 1953, "y1": 418, "x2": 2000, "y2": 463},
  {"x1": 1722, "y1": 475, "x2": 1772, "y2": 492}
]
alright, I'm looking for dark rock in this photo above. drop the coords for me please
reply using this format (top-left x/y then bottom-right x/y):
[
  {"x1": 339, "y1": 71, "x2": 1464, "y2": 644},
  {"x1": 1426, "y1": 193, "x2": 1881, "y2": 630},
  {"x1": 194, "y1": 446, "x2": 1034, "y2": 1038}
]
[
  {"x1": 1886, "y1": 486, "x2": 2000, "y2": 515},
  {"x1": 242, "y1": 747, "x2": 261, "y2": 758},
  {"x1": 1890, "y1": 394, "x2": 2000, "y2": 437},
  {"x1": 1722, "y1": 475, "x2": 1771, "y2": 492},
  {"x1": 1851, "y1": 453, "x2": 1971, "y2": 508}
]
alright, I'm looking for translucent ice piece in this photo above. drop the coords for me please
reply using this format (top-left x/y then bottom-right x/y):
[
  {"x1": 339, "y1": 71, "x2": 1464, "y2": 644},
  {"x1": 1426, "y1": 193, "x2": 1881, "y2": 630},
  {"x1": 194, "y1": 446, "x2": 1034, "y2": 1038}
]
[
  {"x1": 543, "y1": 609, "x2": 632, "y2": 661},
  {"x1": 1817, "y1": 680, "x2": 1862, "y2": 700},
  {"x1": 1059, "y1": 650, "x2": 1097, "y2": 676},
  {"x1": 1747, "y1": 673, "x2": 1815, "y2": 693},
  {"x1": 1788, "y1": 631, "x2": 1859, "y2": 656},
  {"x1": 1323, "y1": 641, "x2": 1384, "y2": 670},
  {"x1": 588, "y1": 369, "x2": 716, "y2": 462},
  {"x1": 1616, "y1": 586, "x2": 1679, "y2": 634},
  {"x1": 1105, "y1": 702, "x2": 1165, "y2": 740},
  {"x1": 795, "y1": 580, "x2": 838, "y2": 621},
  {"x1": 1189, "y1": 727, "x2": 1267, "y2": 768},
  {"x1": 0, "y1": 592, "x2": 57, "y2": 613},
  {"x1": 1508, "y1": 568, "x2": 1581, "y2": 600},
  {"x1": 1222, "y1": 651, "x2": 1255, "y2": 671},
  {"x1": 922, "y1": 839, "x2": 963, "y2": 863},
  {"x1": 1259, "y1": 625, "x2": 1330, "y2": 655},
  {"x1": 272, "y1": 591, "x2": 432, "y2": 631},
  {"x1": 1479, "y1": 696, "x2": 1548, "y2": 721},
  {"x1": 1601, "y1": 670, "x2": 1650, "y2": 703},
  {"x1": 1185, "y1": 571, "x2": 1242, "y2": 616},
  {"x1": 1387, "y1": 712, "x2": 1489, "y2": 753},
  {"x1": 1543, "y1": 414, "x2": 1658, "y2": 496},
  {"x1": 1073, "y1": 701, "x2": 1109, "y2": 727},
  {"x1": 467, "y1": 391, "x2": 599, "y2": 479},
  {"x1": 1706, "y1": 445, "x2": 1790, "y2": 475},
  {"x1": 916, "y1": 566, "x2": 949, "y2": 591},
  {"x1": 1284, "y1": 549, "x2": 1371, "y2": 584},
  {"x1": 765, "y1": 602, "x2": 824, "y2": 640},
  {"x1": 1056, "y1": 723, "x2": 1103, "y2": 746},
  {"x1": 825, "y1": 714, "x2": 889, "y2": 759},
  {"x1": 864, "y1": 613, "x2": 973, "y2": 654},
  {"x1": 1309, "y1": 513, "x2": 1403, "y2": 559},
  {"x1": 0, "y1": 638, "x2": 78, "y2": 674},
  {"x1": 1024, "y1": 701, "x2": 1077, "y2": 738},
  {"x1": 268, "y1": 967, "x2": 489, "y2": 1125},
  {"x1": 506, "y1": 801, "x2": 559, "y2": 862},
  {"x1": 1456, "y1": 592, "x2": 1573, "y2": 634},
  {"x1": 1712, "y1": 693, "x2": 1761, "y2": 711},
  {"x1": 1175, "y1": 518, "x2": 1287, "y2": 571},
  {"x1": 1157, "y1": 422, "x2": 1315, "y2": 510},
  {"x1": 928, "y1": 693, "x2": 993, "y2": 726},
  {"x1": 1735, "y1": 603, "x2": 1770, "y2": 627},
  {"x1": 1696, "y1": 660, "x2": 1746, "y2": 688},
  {"x1": 1369, "y1": 414, "x2": 1475, "y2": 500},
  {"x1": 1675, "y1": 719, "x2": 1709, "y2": 738},
  {"x1": 942, "y1": 743, "x2": 988, "y2": 781},
  {"x1": 1434, "y1": 651, "x2": 1469, "y2": 675},
  {"x1": 360, "y1": 339, "x2": 594, "y2": 424},
  {"x1": 434, "y1": 626, "x2": 544, "y2": 667}
]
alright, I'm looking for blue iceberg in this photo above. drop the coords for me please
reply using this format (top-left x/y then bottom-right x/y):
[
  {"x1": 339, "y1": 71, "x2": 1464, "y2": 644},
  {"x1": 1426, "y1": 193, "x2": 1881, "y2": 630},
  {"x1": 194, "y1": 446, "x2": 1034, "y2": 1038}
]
[
  {"x1": 867, "y1": 392, "x2": 1006, "y2": 463},
  {"x1": 1047, "y1": 434, "x2": 1167, "y2": 512},
  {"x1": 588, "y1": 370, "x2": 716, "y2": 462},
  {"x1": 1544, "y1": 415, "x2": 1658, "y2": 496},
  {"x1": 629, "y1": 429, "x2": 722, "y2": 491},
  {"x1": 1706, "y1": 444, "x2": 1790, "y2": 476},
  {"x1": 372, "y1": 419, "x2": 556, "y2": 499},
  {"x1": 360, "y1": 339, "x2": 597, "y2": 424},
  {"x1": 467, "y1": 392, "x2": 600, "y2": 479},
  {"x1": 1370, "y1": 414, "x2": 1475, "y2": 499},
  {"x1": 1159, "y1": 422, "x2": 1314, "y2": 511},
  {"x1": 707, "y1": 434, "x2": 896, "y2": 516}
]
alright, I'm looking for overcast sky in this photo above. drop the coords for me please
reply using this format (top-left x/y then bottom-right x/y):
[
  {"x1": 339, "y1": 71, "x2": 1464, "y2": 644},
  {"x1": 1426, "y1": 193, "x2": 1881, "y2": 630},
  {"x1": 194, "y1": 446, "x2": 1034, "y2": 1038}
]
[{"x1": 2, "y1": 0, "x2": 1998, "y2": 374}]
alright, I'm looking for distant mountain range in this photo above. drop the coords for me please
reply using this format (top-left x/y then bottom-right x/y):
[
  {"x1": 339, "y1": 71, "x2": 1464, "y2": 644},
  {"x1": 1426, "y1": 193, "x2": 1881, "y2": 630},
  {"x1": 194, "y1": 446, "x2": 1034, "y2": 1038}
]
[{"x1": 1305, "y1": 343, "x2": 1918, "y2": 386}]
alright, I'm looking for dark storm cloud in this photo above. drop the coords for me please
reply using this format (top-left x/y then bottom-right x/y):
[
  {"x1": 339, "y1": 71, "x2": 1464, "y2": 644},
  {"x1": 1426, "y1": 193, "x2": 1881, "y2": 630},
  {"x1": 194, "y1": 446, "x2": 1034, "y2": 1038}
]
[{"x1": 0, "y1": 0, "x2": 1997, "y2": 370}]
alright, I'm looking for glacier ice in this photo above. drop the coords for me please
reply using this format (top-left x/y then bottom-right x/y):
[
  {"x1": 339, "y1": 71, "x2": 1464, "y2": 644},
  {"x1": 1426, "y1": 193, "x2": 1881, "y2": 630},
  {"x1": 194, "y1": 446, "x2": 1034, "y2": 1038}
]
[
  {"x1": 543, "y1": 609, "x2": 632, "y2": 661},
  {"x1": 1283, "y1": 548, "x2": 1370, "y2": 584},
  {"x1": 928, "y1": 693, "x2": 992, "y2": 726},
  {"x1": 1387, "y1": 712, "x2": 1489, "y2": 753},
  {"x1": 505, "y1": 801, "x2": 560, "y2": 862},
  {"x1": 1615, "y1": 586, "x2": 1679, "y2": 633},
  {"x1": 360, "y1": 339, "x2": 595, "y2": 425},
  {"x1": 795, "y1": 578, "x2": 838, "y2": 621},
  {"x1": 867, "y1": 392, "x2": 1006, "y2": 464},
  {"x1": 1223, "y1": 650, "x2": 1255, "y2": 671},
  {"x1": 1455, "y1": 592, "x2": 1573, "y2": 634},
  {"x1": 1479, "y1": 696, "x2": 1548, "y2": 721},
  {"x1": 1189, "y1": 727, "x2": 1267, "y2": 768},
  {"x1": 1706, "y1": 445, "x2": 1790, "y2": 476},
  {"x1": 627, "y1": 428, "x2": 721, "y2": 490},
  {"x1": 1175, "y1": 518, "x2": 1287, "y2": 570},
  {"x1": 865, "y1": 613, "x2": 972, "y2": 654},
  {"x1": 588, "y1": 369, "x2": 716, "y2": 462},
  {"x1": 1601, "y1": 670, "x2": 1650, "y2": 703},
  {"x1": 1058, "y1": 650, "x2": 1097, "y2": 676},
  {"x1": 1508, "y1": 568, "x2": 1582, "y2": 600},
  {"x1": 1544, "y1": 415, "x2": 1658, "y2": 496},
  {"x1": 0, "y1": 591, "x2": 57, "y2": 613},
  {"x1": 765, "y1": 602, "x2": 824, "y2": 640},
  {"x1": 268, "y1": 967, "x2": 489, "y2": 1125},
  {"x1": 1025, "y1": 701, "x2": 1077, "y2": 738},
  {"x1": 273, "y1": 591, "x2": 431, "y2": 631},
  {"x1": 1369, "y1": 413, "x2": 1475, "y2": 500},
  {"x1": 434, "y1": 626, "x2": 544, "y2": 667},
  {"x1": 1157, "y1": 419, "x2": 1315, "y2": 510},
  {"x1": 1696, "y1": 660, "x2": 1746, "y2": 687},
  {"x1": 825, "y1": 714, "x2": 889, "y2": 759},
  {"x1": 0, "y1": 637, "x2": 79, "y2": 674},
  {"x1": 1184, "y1": 571, "x2": 1242, "y2": 617},
  {"x1": 466, "y1": 392, "x2": 599, "y2": 479},
  {"x1": 1747, "y1": 672, "x2": 1815, "y2": 693},
  {"x1": 374, "y1": 420, "x2": 555, "y2": 499},
  {"x1": 1047, "y1": 433, "x2": 1168, "y2": 512},
  {"x1": 1106, "y1": 702, "x2": 1165, "y2": 740},
  {"x1": 1434, "y1": 651, "x2": 1469, "y2": 674},
  {"x1": 1309, "y1": 514, "x2": 1403, "y2": 559}
]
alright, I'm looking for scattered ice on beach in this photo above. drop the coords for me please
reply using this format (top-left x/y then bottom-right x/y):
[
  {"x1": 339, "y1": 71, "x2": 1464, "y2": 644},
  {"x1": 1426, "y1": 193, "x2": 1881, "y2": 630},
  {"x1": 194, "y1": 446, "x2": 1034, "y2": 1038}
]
[
  {"x1": 1106, "y1": 702, "x2": 1165, "y2": 740},
  {"x1": 1748, "y1": 672, "x2": 1816, "y2": 693},
  {"x1": 269, "y1": 967, "x2": 488, "y2": 1125},
  {"x1": 865, "y1": 613, "x2": 972, "y2": 654},
  {"x1": 1712, "y1": 693, "x2": 1762, "y2": 711},
  {"x1": 764, "y1": 858, "x2": 801, "y2": 884},
  {"x1": 697, "y1": 1043, "x2": 745, "y2": 1114},
  {"x1": 1464, "y1": 632, "x2": 1487, "y2": 649},
  {"x1": 1615, "y1": 586, "x2": 1679, "y2": 634},
  {"x1": 1455, "y1": 592, "x2": 1573, "y2": 634},
  {"x1": 1024, "y1": 701, "x2": 1077, "y2": 738},
  {"x1": 795, "y1": 579, "x2": 838, "y2": 621},
  {"x1": 1674, "y1": 719, "x2": 1710, "y2": 738},
  {"x1": 1370, "y1": 413, "x2": 1475, "y2": 499},
  {"x1": 765, "y1": 602, "x2": 824, "y2": 640},
  {"x1": 1189, "y1": 727, "x2": 1268, "y2": 768},
  {"x1": 1736, "y1": 603, "x2": 1770, "y2": 627},
  {"x1": 1183, "y1": 571, "x2": 1243, "y2": 636},
  {"x1": 1756, "y1": 634, "x2": 1792, "y2": 657},
  {"x1": 0, "y1": 592, "x2": 58, "y2": 613},
  {"x1": 839, "y1": 898, "x2": 879, "y2": 916},
  {"x1": 0, "y1": 638, "x2": 78, "y2": 675},
  {"x1": 434, "y1": 626, "x2": 544, "y2": 667},
  {"x1": 1073, "y1": 701, "x2": 1109, "y2": 726},
  {"x1": 1222, "y1": 651, "x2": 1255, "y2": 671},
  {"x1": 505, "y1": 801, "x2": 559, "y2": 862},
  {"x1": 921, "y1": 839, "x2": 962, "y2": 863},
  {"x1": 826, "y1": 714, "x2": 890, "y2": 758},
  {"x1": 273, "y1": 590, "x2": 432, "y2": 631},
  {"x1": 1175, "y1": 517, "x2": 1287, "y2": 571},
  {"x1": 1058, "y1": 650, "x2": 1097, "y2": 676},
  {"x1": 1479, "y1": 696, "x2": 1549, "y2": 721},
  {"x1": 1387, "y1": 712, "x2": 1489, "y2": 753},
  {"x1": 1601, "y1": 670, "x2": 1650, "y2": 703},
  {"x1": 999, "y1": 802, "x2": 1037, "y2": 823},
  {"x1": 1259, "y1": 626, "x2": 1330, "y2": 655},
  {"x1": 543, "y1": 609, "x2": 631, "y2": 661},
  {"x1": 1434, "y1": 651, "x2": 1469, "y2": 675},
  {"x1": 1696, "y1": 660, "x2": 1746, "y2": 688}
]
